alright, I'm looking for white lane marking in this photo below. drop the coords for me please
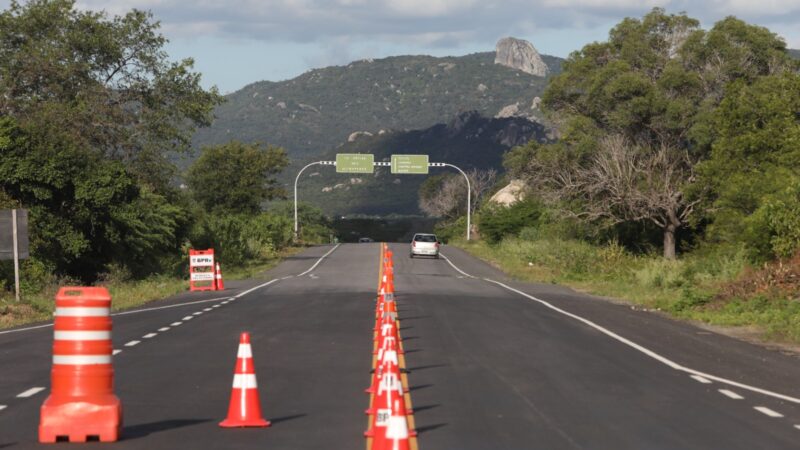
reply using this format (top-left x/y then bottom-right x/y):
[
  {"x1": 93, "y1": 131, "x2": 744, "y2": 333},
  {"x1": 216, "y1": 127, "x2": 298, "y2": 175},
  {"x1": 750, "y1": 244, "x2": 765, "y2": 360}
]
[
  {"x1": 212, "y1": 305, "x2": 221, "y2": 308},
  {"x1": 691, "y1": 375, "x2": 712, "y2": 384},
  {"x1": 309, "y1": 273, "x2": 319, "y2": 279},
  {"x1": 17, "y1": 387, "x2": 45, "y2": 398},
  {"x1": 441, "y1": 252, "x2": 800, "y2": 406},
  {"x1": 171, "y1": 322, "x2": 182, "y2": 326},
  {"x1": 182, "y1": 316, "x2": 193, "y2": 321},
  {"x1": 143, "y1": 333, "x2": 157, "y2": 339},
  {"x1": 113, "y1": 349, "x2": 122, "y2": 355},
  {"x1": 794, "y1": 424, "x2": 800, "y2": 430},
  {"x1": 440, "y1": 254, "x2": 476, "y2": 279},
  {"x1": 193, "y1": 312, "x2": 203, "y2": 315},
  {"x1": 0, "y1": 405, "x2": 6, "y2": 411},
  {"x1": 158, "y1": 327, "x2": 170, "y2": 332},
  {"x1": 124, "y1": 340, "x2": 140, "y2": 347},
  {"x1": 719, "y1": 389, "x2": 744, "y2": 400},
  {"x1": 1, "y1": 245, "x2": 339, "y2": 336},
  {"x1": 203, "y1": 308, "x2": 212, "y2": 312},
  {"x1": 754, "y1": 406, "x2": 784, "y2": 418},
  {"x1": 296, "y1": 244, "x2": 340, "y2": 278}
]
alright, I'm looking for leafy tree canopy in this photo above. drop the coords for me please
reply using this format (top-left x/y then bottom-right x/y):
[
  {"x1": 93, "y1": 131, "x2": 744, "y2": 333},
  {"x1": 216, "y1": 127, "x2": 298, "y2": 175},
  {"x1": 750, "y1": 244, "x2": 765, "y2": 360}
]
[{"x1": 187, "y1": 141, "x2": 289, "y2": 214}]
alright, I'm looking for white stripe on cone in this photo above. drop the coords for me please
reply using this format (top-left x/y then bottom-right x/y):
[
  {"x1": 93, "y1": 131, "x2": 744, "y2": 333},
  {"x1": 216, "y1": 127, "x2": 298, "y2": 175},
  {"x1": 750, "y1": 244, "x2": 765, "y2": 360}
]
[
  {"x1": 237, "y1": 344, "x2": 252, "y2": 358},
  {"x1": 232, "y1": 373, "x2": 258, "y2": 389},
  {"x1": 53, "y1": 355, "x2": 113, "y2": 365},
  {"x1": 54, "y1": 307, "x2": 111, "y2": 317},
  {"x1": 53, "y1": 330, "x2": 112, "y2": 341}
]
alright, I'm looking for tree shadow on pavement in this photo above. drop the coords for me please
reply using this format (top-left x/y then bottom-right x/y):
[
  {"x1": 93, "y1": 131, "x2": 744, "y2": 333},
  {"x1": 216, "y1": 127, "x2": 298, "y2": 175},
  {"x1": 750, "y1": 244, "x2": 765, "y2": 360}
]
[{"x1": 123, "y1": 419, "x2": 212, "y2": 440}]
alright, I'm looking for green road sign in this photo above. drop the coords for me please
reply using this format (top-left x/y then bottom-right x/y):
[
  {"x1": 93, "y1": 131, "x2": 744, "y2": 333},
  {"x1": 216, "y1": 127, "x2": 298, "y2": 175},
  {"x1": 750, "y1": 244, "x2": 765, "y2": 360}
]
[
  {"x1": 391, "y1": 154, "x2": 429, "y2": 174},
  {"x1": 336, "y1": 154, "x2": 374, "y2": 173}
]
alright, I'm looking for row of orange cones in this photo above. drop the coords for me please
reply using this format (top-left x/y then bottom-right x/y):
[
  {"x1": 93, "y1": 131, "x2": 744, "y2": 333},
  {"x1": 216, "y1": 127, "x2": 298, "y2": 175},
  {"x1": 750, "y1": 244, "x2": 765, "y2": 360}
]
[{"x1": 365, "y1": 244, "x2": 416, "y2": 449}]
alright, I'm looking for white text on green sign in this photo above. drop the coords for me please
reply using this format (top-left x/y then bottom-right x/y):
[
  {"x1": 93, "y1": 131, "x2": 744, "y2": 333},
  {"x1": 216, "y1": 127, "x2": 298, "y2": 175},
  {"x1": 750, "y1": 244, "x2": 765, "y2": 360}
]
[
  {"x1": 336, "y1": 154, "x2": 374, "y2": 173},
  {"x1": 391, "y1": 154, "x2": 429, "y2": 174}
]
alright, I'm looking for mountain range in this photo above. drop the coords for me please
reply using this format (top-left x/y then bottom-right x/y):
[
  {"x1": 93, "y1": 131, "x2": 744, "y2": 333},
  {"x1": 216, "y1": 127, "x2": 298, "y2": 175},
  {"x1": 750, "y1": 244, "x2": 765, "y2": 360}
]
[{"x1": 190, "y1": 38, "x2": 562, "y2": 214}]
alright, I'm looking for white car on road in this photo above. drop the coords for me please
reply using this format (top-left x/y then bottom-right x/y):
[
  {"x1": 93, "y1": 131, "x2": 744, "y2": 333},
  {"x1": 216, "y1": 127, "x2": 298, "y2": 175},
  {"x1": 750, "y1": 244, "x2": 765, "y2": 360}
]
[{"x1": 410, "y1": 233, "x2": 440, "y2": 259}]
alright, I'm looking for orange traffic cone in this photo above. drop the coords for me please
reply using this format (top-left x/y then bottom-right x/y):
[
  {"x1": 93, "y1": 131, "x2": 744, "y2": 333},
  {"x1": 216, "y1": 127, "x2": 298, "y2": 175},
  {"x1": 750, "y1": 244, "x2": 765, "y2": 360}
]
[
  {"x1": 215, "y1": 262, "x2": 225, "y2": 291},
  {"x1": 220, "y1": 332, "x2": 270, "y2": 428},
  {"x1": 373, "y1": 400, "x2": 413, "y2": 450}
]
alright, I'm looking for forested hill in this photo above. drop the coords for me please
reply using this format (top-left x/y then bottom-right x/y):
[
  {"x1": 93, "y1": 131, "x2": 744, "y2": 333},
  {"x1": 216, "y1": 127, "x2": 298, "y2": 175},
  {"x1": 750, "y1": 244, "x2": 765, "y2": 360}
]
[{"x1": 192, "y1": 51, "x2": 562, "y2": 158}]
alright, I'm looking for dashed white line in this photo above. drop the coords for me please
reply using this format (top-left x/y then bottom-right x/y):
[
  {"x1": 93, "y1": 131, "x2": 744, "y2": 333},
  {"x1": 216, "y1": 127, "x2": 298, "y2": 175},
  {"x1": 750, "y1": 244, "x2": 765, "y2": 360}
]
[
  {"x1": 203, "y1": 308, "x2": 212, "y2": 312},
  {"x1": 113, "y1": 349, "x2": 122, "y2": 355},
  {"x1": 440, "y1": 252, "x2": 800, "y2": 406},
  {"x1": 171, "y1": 322, "x2": 182, "y2": 326},
  {"x1": 719, "y1": 389, "x2": 744, "y2": 400},
  {"x1": 192, "y1": 312, "x2": 203, "y2": 316},
  {"x1": 182, "y1": 316, "x2": 193, "y2": 321},
  {"x1": 754, "y1": 406, "x2": 784, "y2": 418},
  {"x1": 124, "y1": 340, "x2": 140, "y2": 347},
  {"x1": 143, "y1": 333, "x2": 157, "y2": 339},
  {"x1": 158, "y1": 327, "x2": 170, "y2": 332},
  {"x1": 794, "y1": 424, "x2": 800, "y2": 430},
  {"x1": 0, "y1": 405, "x2": 6, "y2": 411},
  {"x1": 17, "y1": 387, "x2": 45, "y2": 398},
  {"x1": 212, "y1": 305, "x2": 221, "y2": 308},
  {"x1": 691, "y1": 375, "x2": 712, "y2": 384}
]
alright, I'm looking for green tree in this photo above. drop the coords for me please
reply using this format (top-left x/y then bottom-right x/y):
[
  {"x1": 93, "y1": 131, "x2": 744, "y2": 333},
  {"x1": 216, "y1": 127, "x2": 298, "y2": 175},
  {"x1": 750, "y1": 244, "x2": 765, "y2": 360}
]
[
  {"x1": 0, "y1": 1, "x2": 219, "y2": 282},
  {"x1": 0, "y1": 0, "x2": 222, "y2": 192},
  {"x1": 515, "y1": 8, "x2": 795, "y2": 259},
  {"x1": 187, "y1": 141, "x2": 289, "y2": 214},
  {"x1": 697, "y1": 73, "x2": 800, "y2": 258}
]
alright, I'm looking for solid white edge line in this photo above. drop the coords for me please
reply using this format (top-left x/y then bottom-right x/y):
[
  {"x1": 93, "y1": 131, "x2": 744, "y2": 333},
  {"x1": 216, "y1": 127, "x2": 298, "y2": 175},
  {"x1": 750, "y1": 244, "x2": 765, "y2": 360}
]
[
  {"x1": 17, "y1": 387, "x2": 45, "y2": 398},
  {"x1": 1, "y1": 245, "x2": 340, "y2": 336},
  {"x1": 124, "y1": 340, "x2": 140, "y2": 347},
  {"x1": 296, "y1": 244, "x2": 341, "y2": 278},
  {"x1": 691, "y1": 375, "x2": 713, "y2": 384},
  {"x1": 440, "y1": 252, "x2": 800, "y2": 406},
  {"x1": 440, "y1": 254, "x2": 475, "y2": 278},
  {"x1": 719, "y1": 389, "x2": 744, "y2": 400},
  {"x1": 754, "y1": 406, "x2": 784, "y2": 418}
]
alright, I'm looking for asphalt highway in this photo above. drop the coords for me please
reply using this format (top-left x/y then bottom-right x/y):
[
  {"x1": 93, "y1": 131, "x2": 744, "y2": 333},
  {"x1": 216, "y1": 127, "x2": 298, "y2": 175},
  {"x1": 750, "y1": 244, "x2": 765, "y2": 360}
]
[{"x1": 1, "y1": 243, "x2": 800, "y2": 449}]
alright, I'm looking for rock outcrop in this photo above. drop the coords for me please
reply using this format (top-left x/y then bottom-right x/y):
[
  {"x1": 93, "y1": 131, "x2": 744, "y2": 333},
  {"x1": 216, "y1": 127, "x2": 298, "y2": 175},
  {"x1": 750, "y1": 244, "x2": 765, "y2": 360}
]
[
  {"x1": 490, "y1": 180, "x2": 526, "y2": 206},
  {"x1": 494, "y1": 37, "x2": 549, "y2": 77},
  {"x1": 347, "y1": 131, "x2": 373, "y2": 142}
]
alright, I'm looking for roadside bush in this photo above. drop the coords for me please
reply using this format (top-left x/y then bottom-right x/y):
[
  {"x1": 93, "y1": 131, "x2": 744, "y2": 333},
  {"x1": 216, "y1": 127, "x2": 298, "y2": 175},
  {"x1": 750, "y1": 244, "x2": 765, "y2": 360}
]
[
  {"x1": 478, "y1": 199, "x2": 545, "y2": 244},
  {"x1": 190, "y1": 212, "x2": 293, "y2": 266}
]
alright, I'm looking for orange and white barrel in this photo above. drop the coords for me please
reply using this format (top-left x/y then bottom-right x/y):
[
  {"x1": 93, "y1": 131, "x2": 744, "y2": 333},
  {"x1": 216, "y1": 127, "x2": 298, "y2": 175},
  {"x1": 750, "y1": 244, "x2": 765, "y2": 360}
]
[{"x1": 39, "y1": 287, "x2": 121, "y2": 443}]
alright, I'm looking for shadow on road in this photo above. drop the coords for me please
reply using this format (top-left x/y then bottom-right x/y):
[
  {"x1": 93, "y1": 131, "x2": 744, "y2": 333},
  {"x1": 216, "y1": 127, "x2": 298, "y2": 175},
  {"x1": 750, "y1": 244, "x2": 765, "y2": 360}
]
[
  {"x1": 407, "y1": 364, "x2": 446, "y2": 372},
  {"x1": 123, "y1": 419, "x2": 211, "y2": 440},
  {"x1": 0, "y1": 443, "x2": 17, "y2": 449},
  {"x1": 411, "y1": 404, "x2": 440, "y2": 414},
  {"x1": 416, "y1": 423, "x2": 447, "y2": 434},
  {"x1": 409, "y1": 384, "x2": 433, "y2": 392},
  {"x1": 269, "y1": 413, "x2": 307, "y2": 425}
]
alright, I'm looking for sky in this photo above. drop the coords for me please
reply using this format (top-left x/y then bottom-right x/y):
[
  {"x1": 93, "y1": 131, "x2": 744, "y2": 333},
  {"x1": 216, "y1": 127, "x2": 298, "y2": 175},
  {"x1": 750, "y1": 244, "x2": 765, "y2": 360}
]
[{"x1": 5, "y1": 0, "x2": 800, "y2": 93}]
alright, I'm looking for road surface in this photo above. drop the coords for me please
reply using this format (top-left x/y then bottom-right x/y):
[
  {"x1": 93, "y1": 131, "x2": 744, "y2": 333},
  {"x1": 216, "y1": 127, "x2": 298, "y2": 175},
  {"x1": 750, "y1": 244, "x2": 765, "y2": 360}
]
[{"x1": 1, "y1": 243, "x2": 800, "y2": 449}]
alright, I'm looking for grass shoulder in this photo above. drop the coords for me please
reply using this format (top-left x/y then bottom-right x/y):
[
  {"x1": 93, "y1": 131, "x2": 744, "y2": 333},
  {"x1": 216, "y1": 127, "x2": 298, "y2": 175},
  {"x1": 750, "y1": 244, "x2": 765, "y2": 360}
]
[
  {"x1": 0, "y1": 246, "x2": 306, "y2": 330},
  {"x1": 452, "y1": 237, "x2": 800, "y2": 345}
]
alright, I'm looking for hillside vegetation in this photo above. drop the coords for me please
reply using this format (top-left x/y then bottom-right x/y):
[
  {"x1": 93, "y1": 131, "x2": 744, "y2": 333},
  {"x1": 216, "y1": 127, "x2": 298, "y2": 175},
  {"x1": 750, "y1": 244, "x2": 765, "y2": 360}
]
[{"x1": 193, "y1": 52, "x2": 562, "y2": 158}]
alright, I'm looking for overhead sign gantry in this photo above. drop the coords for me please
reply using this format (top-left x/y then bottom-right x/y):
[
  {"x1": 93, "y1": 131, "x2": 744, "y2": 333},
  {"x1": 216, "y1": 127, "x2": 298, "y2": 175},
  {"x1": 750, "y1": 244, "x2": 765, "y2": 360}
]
[{"x1": 294, "y1": 154, "x2": 471, "y2": 242}]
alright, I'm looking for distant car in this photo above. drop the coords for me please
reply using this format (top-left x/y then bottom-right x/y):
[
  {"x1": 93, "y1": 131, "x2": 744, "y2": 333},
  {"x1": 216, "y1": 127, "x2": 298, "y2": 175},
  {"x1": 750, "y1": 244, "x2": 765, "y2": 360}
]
[
  {"x1": 410, "y1": 233, "x2": 440, "y2": 258},
  {"x1": 358, "y1": 237, "x2": 374, "y2": 243}
]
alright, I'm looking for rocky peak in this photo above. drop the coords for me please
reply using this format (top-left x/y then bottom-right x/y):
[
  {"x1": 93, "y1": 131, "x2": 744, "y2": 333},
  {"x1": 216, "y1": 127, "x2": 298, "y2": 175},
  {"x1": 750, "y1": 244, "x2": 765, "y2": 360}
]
[{"x1": 494, "y1": 37, "x2": 549, "y2": 77}]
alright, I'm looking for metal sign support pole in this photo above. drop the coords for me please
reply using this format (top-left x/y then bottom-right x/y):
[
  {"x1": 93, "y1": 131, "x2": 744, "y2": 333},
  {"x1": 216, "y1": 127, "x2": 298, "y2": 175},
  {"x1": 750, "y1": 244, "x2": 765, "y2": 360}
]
[
  {"x1": 430, "y1": 163, "x2": 471, "y2": 241},
  {"x1": 12, "y1": 209, "x2": 20, "y2": 302},
  {"x1": 294, "y1": 161, "x2": 335, "y2": 241}
]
